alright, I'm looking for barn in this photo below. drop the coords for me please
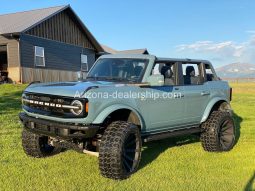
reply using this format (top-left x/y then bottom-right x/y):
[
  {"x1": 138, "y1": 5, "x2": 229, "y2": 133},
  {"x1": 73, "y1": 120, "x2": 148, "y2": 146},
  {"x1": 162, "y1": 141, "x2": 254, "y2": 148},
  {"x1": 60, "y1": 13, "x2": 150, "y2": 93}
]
[{"x1": 0, "y1": 5, "x2": 104, "y2": 83}]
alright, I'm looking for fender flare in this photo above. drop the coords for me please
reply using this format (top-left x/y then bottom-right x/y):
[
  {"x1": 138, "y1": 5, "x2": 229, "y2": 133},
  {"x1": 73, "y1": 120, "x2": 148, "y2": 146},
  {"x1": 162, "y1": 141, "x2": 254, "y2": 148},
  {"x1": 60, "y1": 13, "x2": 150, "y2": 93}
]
[
  {"x1": 92, "y1": 104, "x2": 145, "y2": 128},
  {"x1": 201, "y1": 97, "x2": 229, "y2": 123}
]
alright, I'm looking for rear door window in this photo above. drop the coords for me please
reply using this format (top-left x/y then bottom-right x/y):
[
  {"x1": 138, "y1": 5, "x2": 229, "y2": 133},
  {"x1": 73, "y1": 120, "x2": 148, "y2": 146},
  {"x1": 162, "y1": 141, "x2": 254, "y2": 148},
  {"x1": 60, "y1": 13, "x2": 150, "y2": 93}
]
[{"x1": 182, "y1": 63, "x2": 201, "y2": 85}]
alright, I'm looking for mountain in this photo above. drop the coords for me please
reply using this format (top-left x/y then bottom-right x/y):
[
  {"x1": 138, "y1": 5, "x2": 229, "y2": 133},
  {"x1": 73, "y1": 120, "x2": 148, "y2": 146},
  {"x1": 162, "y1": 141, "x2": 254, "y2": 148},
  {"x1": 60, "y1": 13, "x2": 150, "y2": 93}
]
[{"x1": 215, "y1": 63, "x2": 255, "y2": 78}]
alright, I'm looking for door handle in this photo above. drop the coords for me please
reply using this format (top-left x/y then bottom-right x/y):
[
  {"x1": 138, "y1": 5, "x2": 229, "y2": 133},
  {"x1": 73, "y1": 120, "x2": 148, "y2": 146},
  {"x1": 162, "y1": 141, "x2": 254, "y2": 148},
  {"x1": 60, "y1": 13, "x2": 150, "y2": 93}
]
[{"x1": 201, "y1": 91, "x2": 210, "y2": 96}]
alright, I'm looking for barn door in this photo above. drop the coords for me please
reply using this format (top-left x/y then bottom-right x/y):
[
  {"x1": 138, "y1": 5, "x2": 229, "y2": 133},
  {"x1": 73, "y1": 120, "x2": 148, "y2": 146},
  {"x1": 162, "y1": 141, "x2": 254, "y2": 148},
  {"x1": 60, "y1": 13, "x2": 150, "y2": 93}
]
[{"x1": 0, "y1": 45, "x2": 8, "y2": 82}]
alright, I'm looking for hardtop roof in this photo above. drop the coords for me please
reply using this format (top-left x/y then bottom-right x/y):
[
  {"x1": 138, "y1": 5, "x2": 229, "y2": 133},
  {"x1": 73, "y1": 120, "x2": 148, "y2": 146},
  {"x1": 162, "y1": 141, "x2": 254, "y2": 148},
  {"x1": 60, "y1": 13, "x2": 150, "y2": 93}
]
[
  {"x1": 156, "y1": 57, "x2": 211, "y2": 64},
  {"x1": 99, "y1": 54, "x2": 211, "y2": 64}
]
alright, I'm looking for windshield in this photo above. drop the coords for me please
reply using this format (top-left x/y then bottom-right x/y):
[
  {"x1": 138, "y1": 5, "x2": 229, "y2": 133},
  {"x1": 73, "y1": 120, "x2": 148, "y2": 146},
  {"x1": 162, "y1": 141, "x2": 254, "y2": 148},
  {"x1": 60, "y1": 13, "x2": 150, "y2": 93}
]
[{"x1": 87, "y1": 58, "x2": 149, "y2": 83}]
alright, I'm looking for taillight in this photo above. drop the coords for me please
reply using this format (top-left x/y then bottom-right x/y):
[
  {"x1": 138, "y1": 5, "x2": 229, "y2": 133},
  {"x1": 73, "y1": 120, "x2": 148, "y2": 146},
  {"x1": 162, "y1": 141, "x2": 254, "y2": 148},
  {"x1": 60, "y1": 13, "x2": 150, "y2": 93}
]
[{"x1": 230, "y1": 88, "x2": 232, "y2": 101}]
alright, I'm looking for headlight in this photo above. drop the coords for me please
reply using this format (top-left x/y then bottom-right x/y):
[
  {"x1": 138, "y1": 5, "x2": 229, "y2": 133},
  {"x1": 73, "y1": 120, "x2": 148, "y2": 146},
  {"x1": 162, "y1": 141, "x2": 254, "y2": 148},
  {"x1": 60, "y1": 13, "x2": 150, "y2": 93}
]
[
  {"x1": 70, "y1": 100, "x2": 84, "y2": 116},
  {"x1": 21, "y1": 93, "x2": 28, "y2": 105}
]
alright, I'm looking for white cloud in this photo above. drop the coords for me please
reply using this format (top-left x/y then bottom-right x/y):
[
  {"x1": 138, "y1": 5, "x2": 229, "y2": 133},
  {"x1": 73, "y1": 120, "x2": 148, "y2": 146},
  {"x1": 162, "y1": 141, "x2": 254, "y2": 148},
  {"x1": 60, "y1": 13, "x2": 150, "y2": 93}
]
[
  {"x1": 175, "y1": 35, "x2": 255, "y2": 64},
  {"x1": 177, "y1": 41, "x2": 244, "y2": 57},
  {"x1": 245, "y1": 30, "x2": 255, "y2": 34}
]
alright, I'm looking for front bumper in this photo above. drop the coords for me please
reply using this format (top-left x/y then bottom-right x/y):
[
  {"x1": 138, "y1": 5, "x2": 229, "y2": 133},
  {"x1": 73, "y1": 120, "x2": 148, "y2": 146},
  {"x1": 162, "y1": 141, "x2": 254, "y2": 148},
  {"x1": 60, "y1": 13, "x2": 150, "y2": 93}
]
[{"x1": 19, "y1": 112, "x2": 100, "y2": 139}]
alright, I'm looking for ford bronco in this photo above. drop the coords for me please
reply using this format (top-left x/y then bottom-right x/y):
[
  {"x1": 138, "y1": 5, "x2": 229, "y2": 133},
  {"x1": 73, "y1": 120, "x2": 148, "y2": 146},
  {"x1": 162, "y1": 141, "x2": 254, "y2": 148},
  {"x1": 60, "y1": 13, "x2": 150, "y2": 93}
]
[{"x1": 19, "y1": 54, "x2": 235, "y2": 180}]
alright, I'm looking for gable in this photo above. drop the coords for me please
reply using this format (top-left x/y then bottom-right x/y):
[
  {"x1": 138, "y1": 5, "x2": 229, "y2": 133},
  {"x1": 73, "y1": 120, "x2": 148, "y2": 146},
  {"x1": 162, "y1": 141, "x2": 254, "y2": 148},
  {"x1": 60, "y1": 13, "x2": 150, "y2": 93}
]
[{"x1": 25, "y1": 9, "x2": 95, "y2": 50}]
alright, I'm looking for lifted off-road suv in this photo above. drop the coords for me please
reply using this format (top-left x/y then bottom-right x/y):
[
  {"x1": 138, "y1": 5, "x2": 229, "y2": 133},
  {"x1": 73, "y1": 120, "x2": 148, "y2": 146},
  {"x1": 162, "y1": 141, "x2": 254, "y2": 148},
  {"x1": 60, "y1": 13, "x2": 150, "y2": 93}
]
[{"x1": 20, "y1": 54, "x2": 235, "y2": 180}]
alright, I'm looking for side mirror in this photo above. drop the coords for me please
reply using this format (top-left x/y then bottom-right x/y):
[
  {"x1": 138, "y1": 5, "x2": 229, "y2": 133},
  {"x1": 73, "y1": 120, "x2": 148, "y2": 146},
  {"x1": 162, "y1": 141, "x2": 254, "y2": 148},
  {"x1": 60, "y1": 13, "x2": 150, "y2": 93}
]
[{"x1": 147, "y1": 74, "x2": 164, "y2": 86}]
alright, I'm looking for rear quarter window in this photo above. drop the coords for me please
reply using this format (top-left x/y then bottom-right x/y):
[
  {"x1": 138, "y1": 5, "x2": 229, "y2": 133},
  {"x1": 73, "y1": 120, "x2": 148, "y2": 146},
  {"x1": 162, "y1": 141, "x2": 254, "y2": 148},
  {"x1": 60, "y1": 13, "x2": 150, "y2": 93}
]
[{"x1": 205, "y1": 64, "x2": 217, "y2": 81}]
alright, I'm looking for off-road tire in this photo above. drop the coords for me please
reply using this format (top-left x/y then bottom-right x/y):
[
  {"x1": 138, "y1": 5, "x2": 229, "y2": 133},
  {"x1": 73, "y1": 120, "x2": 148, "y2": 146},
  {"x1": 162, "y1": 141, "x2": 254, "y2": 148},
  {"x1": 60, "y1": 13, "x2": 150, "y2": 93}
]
[
  {"x1": 99, "y1": 121, "x2": 142, "y2": 180},
  {"x1": 22, "y1": 129, "x2": 61, "y2": 158},
  {"x1": 200, "y1": 111, "x2": 235, "y2": 152}
]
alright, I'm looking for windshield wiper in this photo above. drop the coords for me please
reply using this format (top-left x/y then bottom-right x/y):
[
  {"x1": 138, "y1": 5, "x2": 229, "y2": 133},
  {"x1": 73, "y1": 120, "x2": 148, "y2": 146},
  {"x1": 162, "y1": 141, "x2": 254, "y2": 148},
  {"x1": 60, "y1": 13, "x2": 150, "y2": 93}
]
[
  {"x1": 86, "y1": 76, "x2": 138, "y2": 83},
  {"x1": 86, "y1": 76, "x2": 101, "y2": 80},
  {"x1": 87, "y1": 76, "x2": 125, "y2": 81},
  {"x1": 103, "y1": 77, "x2": 128, "y2": 81}
]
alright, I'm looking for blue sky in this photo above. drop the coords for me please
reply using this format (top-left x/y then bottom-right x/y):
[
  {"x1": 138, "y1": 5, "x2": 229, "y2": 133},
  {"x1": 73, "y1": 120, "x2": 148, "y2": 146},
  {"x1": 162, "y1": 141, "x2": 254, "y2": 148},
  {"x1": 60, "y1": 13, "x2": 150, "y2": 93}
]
[{"x1": 1, "y1": 0, "x2": 255, "y2": 67}]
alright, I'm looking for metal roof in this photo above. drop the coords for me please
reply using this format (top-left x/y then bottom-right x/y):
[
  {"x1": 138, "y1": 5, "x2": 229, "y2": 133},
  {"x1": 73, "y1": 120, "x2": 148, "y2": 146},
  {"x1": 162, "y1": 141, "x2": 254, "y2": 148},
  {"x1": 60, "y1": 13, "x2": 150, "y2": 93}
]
[
  {"x1": 117, "y1": 49, "x2": 149, "y2": 54},
  {"x1": 0, "y1": 5, "x2": 67, "y2": 34},
  {"x1": 0, "y1": 5, "x2": 104, "y2": 52},
  {"x1": 101, "y1": 44, "x2": 149, "y2": 54},
  {"x1": 101, "y1": 44, "x2": 117, "y2": 54}
]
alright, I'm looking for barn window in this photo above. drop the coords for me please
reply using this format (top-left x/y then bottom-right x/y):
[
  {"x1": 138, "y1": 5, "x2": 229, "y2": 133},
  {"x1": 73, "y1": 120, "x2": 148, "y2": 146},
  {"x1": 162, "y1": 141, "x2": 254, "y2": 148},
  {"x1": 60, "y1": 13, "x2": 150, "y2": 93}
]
[
  {"x1": 34, "y1": 46, "x2": 45, "y2": 67},
  {"x1": 81, "y1": 54, "x2": 88, "y2": 71}
]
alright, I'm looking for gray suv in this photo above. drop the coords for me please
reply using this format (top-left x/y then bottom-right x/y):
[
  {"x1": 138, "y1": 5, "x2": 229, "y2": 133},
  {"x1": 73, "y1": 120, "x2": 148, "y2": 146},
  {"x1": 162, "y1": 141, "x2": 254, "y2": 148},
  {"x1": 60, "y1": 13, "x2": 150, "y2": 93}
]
[{"x1": 19, "y1": 54, "x2": 235, "y2": 180}]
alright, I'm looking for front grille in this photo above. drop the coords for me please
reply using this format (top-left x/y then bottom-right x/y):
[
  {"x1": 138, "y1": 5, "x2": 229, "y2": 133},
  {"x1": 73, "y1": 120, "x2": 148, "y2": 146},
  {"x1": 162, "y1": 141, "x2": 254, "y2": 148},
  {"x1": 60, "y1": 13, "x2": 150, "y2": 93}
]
[{"x1": 22, "y1": 92, "x2": 87, "y2": 118}]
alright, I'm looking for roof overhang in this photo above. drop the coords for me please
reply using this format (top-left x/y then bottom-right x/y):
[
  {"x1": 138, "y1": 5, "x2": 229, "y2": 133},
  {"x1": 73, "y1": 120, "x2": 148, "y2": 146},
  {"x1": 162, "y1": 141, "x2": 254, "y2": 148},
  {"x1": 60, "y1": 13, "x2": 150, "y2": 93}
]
[{"x1": 1, "y1": 32, "x2": 20, "y2": 39}]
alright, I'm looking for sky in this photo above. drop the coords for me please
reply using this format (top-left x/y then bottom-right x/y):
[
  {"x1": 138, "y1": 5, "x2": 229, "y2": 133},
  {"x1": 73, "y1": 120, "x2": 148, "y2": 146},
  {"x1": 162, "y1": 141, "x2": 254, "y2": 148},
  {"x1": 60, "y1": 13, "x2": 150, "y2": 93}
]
[{"x1": 1, "y1": 0, "x2": 255, "y2": 67}]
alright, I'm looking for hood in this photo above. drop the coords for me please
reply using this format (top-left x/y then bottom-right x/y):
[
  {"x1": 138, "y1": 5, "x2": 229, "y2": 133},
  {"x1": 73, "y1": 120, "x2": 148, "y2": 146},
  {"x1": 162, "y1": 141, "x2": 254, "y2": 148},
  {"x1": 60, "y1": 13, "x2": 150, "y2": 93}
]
[{"x1": 25, "y1": 81, "x2": 118, "y2": 97}]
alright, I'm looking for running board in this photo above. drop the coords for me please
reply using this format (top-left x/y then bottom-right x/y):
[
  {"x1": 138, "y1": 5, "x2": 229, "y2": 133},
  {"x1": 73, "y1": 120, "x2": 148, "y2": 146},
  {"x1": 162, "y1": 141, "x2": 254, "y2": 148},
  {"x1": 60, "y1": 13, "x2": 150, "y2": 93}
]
[{"x1": 143, "y1": 126, "x2": 201, "y2": 142}]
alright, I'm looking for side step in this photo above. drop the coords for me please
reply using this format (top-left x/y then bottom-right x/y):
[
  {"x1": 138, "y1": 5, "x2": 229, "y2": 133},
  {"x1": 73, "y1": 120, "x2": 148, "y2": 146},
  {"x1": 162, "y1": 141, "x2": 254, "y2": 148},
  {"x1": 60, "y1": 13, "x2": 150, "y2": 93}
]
[{"x1": 143, "y1": 126, "x2": 201, "y2": 142}]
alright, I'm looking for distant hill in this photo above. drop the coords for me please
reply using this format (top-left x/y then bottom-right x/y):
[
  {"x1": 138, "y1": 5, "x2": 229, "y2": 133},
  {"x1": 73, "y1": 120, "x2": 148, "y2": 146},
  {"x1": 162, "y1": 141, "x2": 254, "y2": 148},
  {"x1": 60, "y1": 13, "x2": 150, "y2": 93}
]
[{"x1": 215, "y1": 63, "x2": 255, "y2": 78}]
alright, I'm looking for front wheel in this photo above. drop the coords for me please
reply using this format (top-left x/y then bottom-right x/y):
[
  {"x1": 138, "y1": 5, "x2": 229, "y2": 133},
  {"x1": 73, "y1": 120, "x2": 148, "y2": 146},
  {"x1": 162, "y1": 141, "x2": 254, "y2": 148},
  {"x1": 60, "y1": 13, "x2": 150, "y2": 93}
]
[
  {"x1": 22, "y1": 129, "x2": 62, "y2": 158},
  {"x1": 200, "y1": 111, "x2": 236, "y2": 152},
  {"x1": 99, "y1": 121, "x2": 142, "y2": 180}
]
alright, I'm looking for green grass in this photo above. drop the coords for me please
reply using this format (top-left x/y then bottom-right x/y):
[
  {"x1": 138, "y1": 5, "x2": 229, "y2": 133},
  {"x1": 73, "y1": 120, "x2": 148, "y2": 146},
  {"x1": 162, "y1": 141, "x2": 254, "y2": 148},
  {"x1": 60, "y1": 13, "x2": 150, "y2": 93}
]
[{"x1": 0, "y1": 83, "x2": 254, "y2": 191}]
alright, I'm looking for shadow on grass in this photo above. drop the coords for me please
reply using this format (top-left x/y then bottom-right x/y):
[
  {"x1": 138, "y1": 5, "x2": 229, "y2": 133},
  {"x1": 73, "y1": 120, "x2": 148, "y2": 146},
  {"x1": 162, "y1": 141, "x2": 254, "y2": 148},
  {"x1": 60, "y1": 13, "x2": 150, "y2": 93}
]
[
  {"x1": 139, "y1": 112, "x2": 243, "y2": 170},
  {"x1": 139, "y1": 135, "x2": 199, "y2": 170},
  {"x1": 0, "y1": 90, "x2": 23, "y2": 115},
  {"x1": 233, "y1": 112, "x2": 243, "y2": 145},
  {"x1": 244, "y1": 172, "x2": 255, "y2": 191}
]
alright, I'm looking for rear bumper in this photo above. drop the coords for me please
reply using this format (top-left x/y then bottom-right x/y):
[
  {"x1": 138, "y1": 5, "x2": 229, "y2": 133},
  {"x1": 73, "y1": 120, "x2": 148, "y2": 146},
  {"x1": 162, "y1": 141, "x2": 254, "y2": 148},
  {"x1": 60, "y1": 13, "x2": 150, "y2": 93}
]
[{"x1": 19, "y1": 112, "x2": 99, "y2": 139}]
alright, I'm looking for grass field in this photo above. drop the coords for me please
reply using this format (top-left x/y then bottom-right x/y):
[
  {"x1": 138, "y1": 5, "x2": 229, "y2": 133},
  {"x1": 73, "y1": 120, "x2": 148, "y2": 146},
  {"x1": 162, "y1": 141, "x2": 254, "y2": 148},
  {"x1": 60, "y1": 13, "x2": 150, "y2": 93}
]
[{"x1": 0, "y1": 83, "x2": 254, "y2": 191}]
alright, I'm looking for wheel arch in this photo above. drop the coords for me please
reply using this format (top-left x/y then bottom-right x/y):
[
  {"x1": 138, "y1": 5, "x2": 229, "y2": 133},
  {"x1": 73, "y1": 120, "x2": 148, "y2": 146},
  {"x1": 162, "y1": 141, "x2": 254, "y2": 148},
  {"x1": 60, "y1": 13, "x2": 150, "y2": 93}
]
[
  {"x1": 92, "y1": 104, "x2": 145, "y2": 129},
  {"x1": 201, "y1": 97, "x2": 232, "y2": 123}
]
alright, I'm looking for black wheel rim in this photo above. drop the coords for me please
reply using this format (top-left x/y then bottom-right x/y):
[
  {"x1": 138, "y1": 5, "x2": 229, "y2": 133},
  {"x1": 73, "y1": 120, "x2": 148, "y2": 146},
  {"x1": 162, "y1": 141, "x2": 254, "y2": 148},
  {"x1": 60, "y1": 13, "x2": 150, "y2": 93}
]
[
  {"x1": 39, "y1": 136, "x2": 54, "y2": 153},
  {"x1": 122, "y1": 133, "x2": 140, "y2": 173},
  {"x1": 219, "y1": 119, "x2": 235, "y2": 150}
]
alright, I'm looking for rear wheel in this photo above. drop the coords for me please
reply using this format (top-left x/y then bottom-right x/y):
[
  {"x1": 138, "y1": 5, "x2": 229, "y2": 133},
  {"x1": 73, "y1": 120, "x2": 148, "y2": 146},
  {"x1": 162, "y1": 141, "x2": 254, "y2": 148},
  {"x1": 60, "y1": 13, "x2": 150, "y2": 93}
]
[
  {"x1": 200, "y1": 111, "x2": 236, "y2": 152},
  {"x1": 22, "y1": 129, "x2": 61, "y2": 158},
  {"x1": 99, "y1": 121, "x2": 142, "y2": 180}
]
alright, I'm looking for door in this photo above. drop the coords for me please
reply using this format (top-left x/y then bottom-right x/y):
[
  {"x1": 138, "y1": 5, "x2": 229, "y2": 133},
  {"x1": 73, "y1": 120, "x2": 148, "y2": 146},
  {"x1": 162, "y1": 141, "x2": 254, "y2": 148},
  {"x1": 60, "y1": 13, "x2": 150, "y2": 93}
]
[
  {"x1": 181, "y1": 63, "x2": 210, "y2": 124},
  {"x1": 0, "y1": 45, "x2": 8, "y2": 82},
  {"x1": 137, "y1": 62, "x2": 185, "y2": 133}
]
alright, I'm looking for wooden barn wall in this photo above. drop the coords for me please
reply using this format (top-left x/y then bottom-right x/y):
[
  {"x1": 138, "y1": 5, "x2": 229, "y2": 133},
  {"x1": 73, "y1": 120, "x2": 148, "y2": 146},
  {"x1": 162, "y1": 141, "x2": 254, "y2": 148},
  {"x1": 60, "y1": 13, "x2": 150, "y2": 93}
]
[
  {"x1": 0, "y1": 35, "x2": 20, "y2": 82},
  {"x1": 21, "y1": 67, "x2": 79, "y2": 83},
  {"x1": 25, "y1": 10, "x2": 95, "y2": 50},
  {"x1": 19, "y1": 34, "x2": 96, "y2": 83}
]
